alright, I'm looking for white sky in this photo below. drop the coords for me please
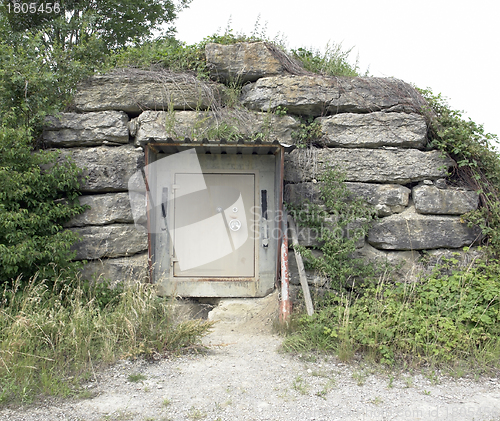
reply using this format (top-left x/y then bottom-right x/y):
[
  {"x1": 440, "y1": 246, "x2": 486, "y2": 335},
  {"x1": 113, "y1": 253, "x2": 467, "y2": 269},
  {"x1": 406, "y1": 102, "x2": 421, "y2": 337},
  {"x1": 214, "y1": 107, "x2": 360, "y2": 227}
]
[{"x1": 175, "y1": 0, "x2": 500, "y2": 142}]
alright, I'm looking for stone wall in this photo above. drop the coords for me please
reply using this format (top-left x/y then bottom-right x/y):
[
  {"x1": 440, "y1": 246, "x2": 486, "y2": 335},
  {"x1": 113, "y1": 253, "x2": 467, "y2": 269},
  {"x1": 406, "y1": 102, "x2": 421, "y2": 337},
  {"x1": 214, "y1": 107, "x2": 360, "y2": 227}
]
[{"x1": 43, "y1": 42, "x2": 481, "y2": 289}]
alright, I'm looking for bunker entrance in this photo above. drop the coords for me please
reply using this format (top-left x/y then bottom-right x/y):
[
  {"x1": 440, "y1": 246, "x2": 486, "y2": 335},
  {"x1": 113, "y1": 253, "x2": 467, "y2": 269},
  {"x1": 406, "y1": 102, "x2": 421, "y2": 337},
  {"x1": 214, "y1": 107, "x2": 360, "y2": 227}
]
[{"x1": 144, "y1": 143, "x2": 289, "y2": 298}]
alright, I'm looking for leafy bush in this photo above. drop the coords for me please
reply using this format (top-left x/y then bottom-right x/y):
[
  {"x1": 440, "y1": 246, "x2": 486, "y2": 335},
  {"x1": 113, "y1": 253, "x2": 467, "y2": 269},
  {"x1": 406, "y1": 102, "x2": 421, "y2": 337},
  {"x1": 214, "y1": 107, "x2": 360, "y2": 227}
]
[
  {"x1": 0, "y1": 275, "x2": 213, "y2": 404},
  {"x1": 0, "y1": 10, "x2": 100, "y2": 286},
  {"x1": 288, "y1": 168, "x2": 378, "y2": 291},
  {"x1": 0, "y1": 21, "x2": 102, "y2": 132},
  {"x1": 419, "y1": 88, "x2": 500, "y2": 255},
  {"x1": 284, "y1": 253, "x2": 500, "y2": 371},
  {"x1": 0, "y1": 127, "x2": 86, "y2": 286}
]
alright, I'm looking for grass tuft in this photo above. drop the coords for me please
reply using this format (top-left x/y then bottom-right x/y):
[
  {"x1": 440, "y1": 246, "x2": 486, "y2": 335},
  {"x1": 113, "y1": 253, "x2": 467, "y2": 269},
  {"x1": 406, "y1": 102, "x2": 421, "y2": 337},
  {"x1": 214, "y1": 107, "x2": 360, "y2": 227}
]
[{"x1": 0, "y1": 275, "x2": 213, "y2": 404}]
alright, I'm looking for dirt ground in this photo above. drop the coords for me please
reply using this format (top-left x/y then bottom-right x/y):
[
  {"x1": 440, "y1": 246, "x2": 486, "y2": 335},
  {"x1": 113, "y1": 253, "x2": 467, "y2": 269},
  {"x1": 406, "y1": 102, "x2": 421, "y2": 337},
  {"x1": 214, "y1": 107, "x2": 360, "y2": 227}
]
[{"x1": 2, "y1": 292, "x2": 500, "y2": 421}]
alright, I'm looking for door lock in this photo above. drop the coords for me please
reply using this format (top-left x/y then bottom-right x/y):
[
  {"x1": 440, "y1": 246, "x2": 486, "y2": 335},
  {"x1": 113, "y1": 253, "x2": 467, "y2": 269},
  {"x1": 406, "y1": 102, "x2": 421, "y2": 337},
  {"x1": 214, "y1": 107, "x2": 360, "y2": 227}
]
[{"x1": 229, "y1": 219, "x2": 242, "y2": 231}]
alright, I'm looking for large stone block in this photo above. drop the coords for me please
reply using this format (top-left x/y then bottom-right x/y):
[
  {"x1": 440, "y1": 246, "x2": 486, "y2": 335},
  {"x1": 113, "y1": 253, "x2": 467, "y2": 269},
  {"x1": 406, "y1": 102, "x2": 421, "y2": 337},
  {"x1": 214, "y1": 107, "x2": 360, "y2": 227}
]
[
  {"x1": 66, "y1": 193, "x2": 135, "y2": 227},
  {"x1": 284, "y1": 148, "x2": 454, "y2": 184},
  {"x1": 289, "y1": 218, "x2": 366, "y2": 249},
  {"x1": 70, "y1": 224, "x2": 148, "y2": 261},
  {"x1": 72, "y1": 69, "x2": 225, "y2": 113},
  {"x1": 43, "y1": 111, "x2": 129, "y2": 147},
  {"x1": 419, "y1": 247, "x2": 485, "y2": 276},
  {"x1": 205, "y1": 42, "x2": 285, "y2": 82},
  {"x1": 130, "y1": 110, "x2": 299, "y2": 146},
  {"x1": 317, "y1": 112, "x2": 427, "y2": 148},
  {"x1": 58, "y1": 145, "x2": 144, "y2": 193},
  {"x1": 285, "y1": 181, "x2": 410, "y2": 216},
  {"x1": 79, "y1": 253, "x2": 149, "y2": 283},
  {"x1": 287, "y1": 250, "x2": 327, "y2": 287},
  {"x1": 345, "y1": 182, "x2": 410, "y2": 216},
  {"x1": 351, "y1": 243, "x2": 421, "y2": 282},
  {"x1": 413, "y1": 185, "x2": 479, "y2": 215},
  {"x1": 367, "y1": 206, "x2": 482, "y2": 250},
  {"x1": 241, "y1": 75, "x2": 427, "y2": 116}
]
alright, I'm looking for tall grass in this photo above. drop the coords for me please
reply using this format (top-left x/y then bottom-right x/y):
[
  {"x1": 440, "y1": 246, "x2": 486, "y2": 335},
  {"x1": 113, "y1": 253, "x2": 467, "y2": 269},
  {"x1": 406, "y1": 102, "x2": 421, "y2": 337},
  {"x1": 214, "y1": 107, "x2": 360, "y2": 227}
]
[
  {"x1": 291, "y1": 42, "x2": 365, "y2": 77},
  {"x1": 283, "y1": 254, "x2": 500, "y2": 374},
  {"x1": 0, "y1": 275, "x2": 213, "y2": 404}
]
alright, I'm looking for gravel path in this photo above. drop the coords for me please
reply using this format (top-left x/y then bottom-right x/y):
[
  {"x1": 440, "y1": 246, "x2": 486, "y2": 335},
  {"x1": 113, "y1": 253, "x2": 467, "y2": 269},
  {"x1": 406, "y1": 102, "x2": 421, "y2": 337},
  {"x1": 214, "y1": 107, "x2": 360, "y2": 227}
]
[{"x1": 2, "y1": 293, "x2": 500, "y2": 421}]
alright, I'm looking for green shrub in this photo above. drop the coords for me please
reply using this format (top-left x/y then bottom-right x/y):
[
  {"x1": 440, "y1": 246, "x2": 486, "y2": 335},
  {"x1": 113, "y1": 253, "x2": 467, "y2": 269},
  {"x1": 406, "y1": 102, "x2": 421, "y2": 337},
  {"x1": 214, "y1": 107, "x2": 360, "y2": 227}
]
[
  {"x1": 287, "y1": 168, "x2": 378, "y2": 291},
  {"x1": 110, "y1": 37, "x2": 208, "y2": 77},
  {"x1": 284, "y1": 253, "x2": 500, "y2": 371},
  {"x1": 0, "y1": 26, "x2": 97, "y2": 132},
  {"x1": 419, "y1": 88, "x2": 500, "y2": 255},
  {"x1": 291, "y1": 117, "x2": 323, "y2": 148},
  {"x1": 0, "y1": 12, "x2": 100, "y2": 286},
  {"x1": 0, "y1": 127, "x2": 86, "y2": 286}
]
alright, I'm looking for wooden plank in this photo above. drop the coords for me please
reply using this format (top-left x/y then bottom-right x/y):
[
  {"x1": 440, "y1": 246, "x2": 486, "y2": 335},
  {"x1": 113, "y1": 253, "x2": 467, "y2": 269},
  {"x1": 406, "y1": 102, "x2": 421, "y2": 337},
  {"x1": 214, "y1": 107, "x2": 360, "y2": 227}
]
[{"x1": 287, "y1": 215, "x2": 314, "y2": 316}]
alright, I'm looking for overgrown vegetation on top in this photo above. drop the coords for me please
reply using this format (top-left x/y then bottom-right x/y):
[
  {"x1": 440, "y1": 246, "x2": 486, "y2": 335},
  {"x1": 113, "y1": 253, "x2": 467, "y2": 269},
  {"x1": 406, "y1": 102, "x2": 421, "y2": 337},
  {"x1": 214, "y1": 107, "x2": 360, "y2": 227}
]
[{"x1": 111, "y1": 24, "x2": 365, "y2": 79}]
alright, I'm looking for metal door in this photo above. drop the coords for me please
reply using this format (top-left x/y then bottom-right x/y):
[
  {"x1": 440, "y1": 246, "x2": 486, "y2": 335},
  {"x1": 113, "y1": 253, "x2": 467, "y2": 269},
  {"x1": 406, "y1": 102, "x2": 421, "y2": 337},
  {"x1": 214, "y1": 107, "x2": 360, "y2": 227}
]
[{"x1": 172, "y1": 173, "x2": 255, "y2": 278}]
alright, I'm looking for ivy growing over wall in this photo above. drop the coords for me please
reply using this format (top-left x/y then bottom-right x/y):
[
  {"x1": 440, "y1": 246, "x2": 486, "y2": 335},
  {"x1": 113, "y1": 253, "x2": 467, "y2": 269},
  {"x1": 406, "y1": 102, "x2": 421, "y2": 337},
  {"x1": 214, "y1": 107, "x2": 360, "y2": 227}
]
[
  {"x1": 419, "y1": 88, "x2": 500, "y2": 255},
  {"x1": 288, "y1": 168, "x2": 378, "y2": 291}
]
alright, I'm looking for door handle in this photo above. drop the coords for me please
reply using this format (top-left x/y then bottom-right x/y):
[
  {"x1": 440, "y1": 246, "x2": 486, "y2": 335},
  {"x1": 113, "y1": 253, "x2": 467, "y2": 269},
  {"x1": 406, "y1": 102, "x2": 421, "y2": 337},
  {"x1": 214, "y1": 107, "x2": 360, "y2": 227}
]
[
  {"x1": 160, "y1": 187, "x2": 168, "y2": 231},
  {"x1": 261, "y1": 190, "x2": 269, "y2": 248}
]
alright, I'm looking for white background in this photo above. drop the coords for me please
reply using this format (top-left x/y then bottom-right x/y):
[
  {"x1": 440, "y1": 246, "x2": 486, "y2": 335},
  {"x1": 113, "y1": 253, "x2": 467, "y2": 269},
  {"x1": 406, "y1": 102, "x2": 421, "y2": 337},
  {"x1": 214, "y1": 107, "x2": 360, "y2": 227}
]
[{"x1": 175, "y1": 0, "x2": 500, "y2": 144}]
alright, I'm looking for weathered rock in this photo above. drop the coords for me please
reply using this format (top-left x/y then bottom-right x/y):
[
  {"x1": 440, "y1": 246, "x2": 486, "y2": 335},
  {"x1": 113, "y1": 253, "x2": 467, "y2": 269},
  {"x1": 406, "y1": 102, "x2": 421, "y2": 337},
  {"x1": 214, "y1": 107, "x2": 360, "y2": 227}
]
[
  {"x1": 285, "y1": 181, "x2": 409, "y2": 216},
  {"x1": 351, "y1": 243, "x2": 421, "y2": 282},
  {"x1": 79, "y1": 252, "x2": 149, "y2": 283},
  {"x1": 130, "y1": 110, "x2": 299, "y2": 145},
  {"x1": 66, "y1": 193, "x2": 135, "y2": 227},
  {"x1": 284, "y1": 182, "x2": 323, "y2": 206},
  {"x1": 241, "y1": 75, "x2": 427, "y2": 116},
  {"x1": 285, "y1": 148, "x2": 454, "y2": 184},
  {"x1": 434, "y1": 178, "x2": 448, "y2": 189},
  {"x1": 205, "y1": 42, "x2": 285, "y2": 82},
  {"x1": 43, "y1": 111, "x2": 129, "y2": 147},
  {"x1": 72, "y1": 69, "x2": 225, "y2": 113},
  {"x1": 420, "y1": 247, "x2": 485, "y2": 275},
  {"x1": 58, "y1": 145, "x2": 144, "y2": 193},
  {"x1": 287, "y1": 250, "x2": 327, "y2": 287},
  {"x1": 289, "y1": 218, "x2": 366, "y2": 249},
  {"x1": 345, "y1": 182, "x2": 410, "y2": 216},
  {"x1": 413, "y1": 185, "x2": 479, "y2": 215},
  {"x1": 367, "y1": 206, "x2": 482, "y2": 250},
  {"x1": 317, "y1": 112, "x2": 427, "y2": 148},
  {"x1": 70, "y1": 224, "x2": 148, "y2": 260},
  {"x1": 290, "y1": 225, "x2": 324, "y2": 248}
]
